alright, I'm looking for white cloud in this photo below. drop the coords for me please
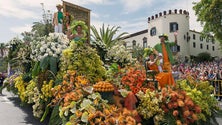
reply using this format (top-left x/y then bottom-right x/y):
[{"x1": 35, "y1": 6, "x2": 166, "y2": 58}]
[
  {"x1": 120, "y1": 0, "x2": 154, "y2": 13},
  {"x1": 91, "y1": 12, "x2": 100, "y2": 18},
  {"x1": 10, "y1": 24, "x2": 32, "y2": 34},
  {"x1": 0, "y1": 0, "x2": 39, "y2": 19}
]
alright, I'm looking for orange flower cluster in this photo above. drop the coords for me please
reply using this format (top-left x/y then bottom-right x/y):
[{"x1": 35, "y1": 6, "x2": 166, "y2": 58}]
[
  {"x1": 161, "y1": 87, "x2": 201, "y2": 125},
  {"x1": 121, "y1": 67, "x2": 146, "y2": 94},
  {"x1": 87, "y1": 106, "x2": 139, "y2": 125},
  {"x1": 93, "y1": 81, "x2": 114, "y2": 92},
  {"x1": 51, "y1": 70, "x2": 89, "y2": 107}
]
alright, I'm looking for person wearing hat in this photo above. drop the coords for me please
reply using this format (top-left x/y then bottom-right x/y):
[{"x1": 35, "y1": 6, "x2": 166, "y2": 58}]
[
  {"x1": 154, "y1": 32, "x2": 178, "y2": 72},
  {"x1": 53, "y1": 4, "x2": 63, "y2": 33},
  {"x1": 145, "y1": 49, "x2": 175, "y2": 88}
]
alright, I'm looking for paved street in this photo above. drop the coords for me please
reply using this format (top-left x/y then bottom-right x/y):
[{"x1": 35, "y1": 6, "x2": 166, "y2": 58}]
[{"x1": 0, "y1": 89, "x2": 48, "y2": 125}]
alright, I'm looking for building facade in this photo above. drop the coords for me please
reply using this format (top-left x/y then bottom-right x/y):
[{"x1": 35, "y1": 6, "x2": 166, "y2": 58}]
[{"x1": 123, "y1": 9, "x2": 221, "y2": 62}]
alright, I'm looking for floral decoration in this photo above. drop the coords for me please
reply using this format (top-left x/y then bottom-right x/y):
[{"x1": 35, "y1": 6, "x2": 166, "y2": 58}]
[
  {"x1": 106, "y1": 43, "x2": 135, "y2": 67},
  {"x1": 30, "y1": 33, "x2": 69, "y2": 61},
  {"x1": 121, "y1": 66, "x2": 147, "y2": 94}
]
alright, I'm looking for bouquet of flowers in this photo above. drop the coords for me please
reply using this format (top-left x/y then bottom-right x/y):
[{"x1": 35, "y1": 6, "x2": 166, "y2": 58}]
[
  {"x1": 106, "y1": 43, "x2": 135, "y2": 67},
  {"x1": 160, "y1": 86, "x2": 201, "y2": 125},
  {"x1": 137, "y1": 89, "x2": 164, "y2": 124},
  {"x1": 177, "y1": 76, "x2": 221, "y2": 124},
  {"x1": 30, "y1": 33, "x2": 69, "y2": 61},
  {"x1": 59, "y1": 42, "x2": 106, "y2": 83},
  {"x1": 121, "y1": 66, "x2": 147, "y2": 94}
]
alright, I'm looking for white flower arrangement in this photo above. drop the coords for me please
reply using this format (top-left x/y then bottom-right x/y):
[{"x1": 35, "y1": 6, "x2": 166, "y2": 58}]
[
  {"x1": 106, "y1": 44, "x2": 134, "y2": 66},
  {"x1": 30, "y1": 33, "x2": 70, "y2": 61}
]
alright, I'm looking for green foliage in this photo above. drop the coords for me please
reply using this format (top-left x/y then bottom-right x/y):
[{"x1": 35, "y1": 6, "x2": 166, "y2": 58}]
[
  {"x1": 7, "y1": 37, "x2": 23, "y2": 61},
  {"x1": 193, "y1": 0, "x2": 222, "y2": 41},
  {"x1": 90, "y1": 24, "x2": 128, "y2": 62},
  {"x1": 49, "y1": 56, "x2": 59, "y2": 75},
  {"x1": 177, "y1": 77, "x2": 222, "y2": 124},
  {"x1": 22, "y1": 73, "x2": 32, "y2": 83},
  {"x1": 39, "y1": 56, "x2": 59, "y2": 75},
  {"x1": 32, "y1": 61, "x2": 41, "y2": 77},
  {"x1": 195, "y1": 52, "x2": 213, "y2": 62},
  {"x1": 40, "y1": 56, "x2": 50, "y2": 71},
  {"x1": 48, "y1": 105, "x2": 62, "y2": 125},
  {"x1": 0, "y1": 43, "x2": 6, "y2": 58},
  {"x1": 59, "y1": 42, "x2": 106, "y2": 83},
  {"x1": 131, "y1": 45, "x2": 144, "y2": 62},
  {"x1": 91, "y1": 24, "x2": 128, "y2": 48},
  {"x1": 0, "y1": 58, "x2": 8, "y2": 72},
  {"x1": 32, "y1": 22, "x2": 53, "y2": 37}
]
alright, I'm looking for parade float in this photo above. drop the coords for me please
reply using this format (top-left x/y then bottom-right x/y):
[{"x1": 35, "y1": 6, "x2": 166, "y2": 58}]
[{"x1": 2, "y1": 1, "x2": 222, "y2": 125}]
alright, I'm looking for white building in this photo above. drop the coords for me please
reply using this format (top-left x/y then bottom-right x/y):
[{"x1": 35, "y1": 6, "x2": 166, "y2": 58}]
[{"x1": 123, "y1": 9, "x2": 222, "y2": 62}]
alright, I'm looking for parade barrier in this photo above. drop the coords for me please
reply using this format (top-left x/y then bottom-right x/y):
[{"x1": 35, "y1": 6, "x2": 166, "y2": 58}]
[{"x1": 211, "y1": 80, "x2": 222, "y2": 97}]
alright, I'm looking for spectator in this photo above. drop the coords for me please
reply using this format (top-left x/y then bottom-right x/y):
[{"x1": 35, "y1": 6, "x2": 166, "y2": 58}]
[{"x1": 0, "y1": 72, "x2": 6, "y2": 95}]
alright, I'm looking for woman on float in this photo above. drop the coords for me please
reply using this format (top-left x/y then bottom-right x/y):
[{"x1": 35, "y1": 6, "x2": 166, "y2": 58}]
[
  {"x1": 145, "y1": 48, "x2": 175, "y2": 88},
  {"x1": 67, "y1": 20, "x2": 88, "y2": 43}
]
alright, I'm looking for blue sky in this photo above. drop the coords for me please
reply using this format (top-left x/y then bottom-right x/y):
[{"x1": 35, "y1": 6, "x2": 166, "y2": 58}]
[{"x1": 0, "y1": 0, "x2": 201, "y2": 43}]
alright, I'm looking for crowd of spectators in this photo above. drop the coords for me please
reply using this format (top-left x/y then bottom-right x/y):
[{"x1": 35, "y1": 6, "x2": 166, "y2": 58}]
[
  {"x1": 171, "y1": 59, "x2": 222, "y2": 100},
  {"x1": 172, "y1": 60, "x2": 222, "y2": 81}
]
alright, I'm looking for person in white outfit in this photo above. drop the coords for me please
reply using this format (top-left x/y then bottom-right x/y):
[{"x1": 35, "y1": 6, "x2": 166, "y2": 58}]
[
  {"x1": 157, "y1": 53, "x2": 163, "y2": 72},
  {"x1": 53, "y1": 4, "x2": 63, "y2": 33}
]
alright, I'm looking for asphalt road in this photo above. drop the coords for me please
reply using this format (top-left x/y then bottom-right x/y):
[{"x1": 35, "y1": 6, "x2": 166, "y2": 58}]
[{"x1": 0, "y1": 89, "x2": 48, "y2": 125}]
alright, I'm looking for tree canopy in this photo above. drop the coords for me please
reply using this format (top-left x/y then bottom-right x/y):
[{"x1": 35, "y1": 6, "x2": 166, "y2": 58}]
[{"x1": 193, "y1": 0, "x2": 222, "y2": 42}]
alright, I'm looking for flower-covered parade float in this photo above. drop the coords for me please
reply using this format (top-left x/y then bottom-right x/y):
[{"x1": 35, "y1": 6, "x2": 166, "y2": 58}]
[{"x1": 2, "y1": 20, "x2": 222, "y2": 125}]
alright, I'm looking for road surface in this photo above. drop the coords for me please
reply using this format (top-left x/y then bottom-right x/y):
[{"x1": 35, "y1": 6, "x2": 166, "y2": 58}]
[{"x1": 0, "y1": 89, "x2": 48, "y2": 125}]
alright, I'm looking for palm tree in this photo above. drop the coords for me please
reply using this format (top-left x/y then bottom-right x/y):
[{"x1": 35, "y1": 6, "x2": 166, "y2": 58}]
[
  {"x1": 90, "y1": 24, "x2": 128, "y2": 62},
  {"x1": 32, "y1": 22, "x2": 53, "y2": 37},
  {"x1": 91, "y1": 24, "x2": 128, "y2": 48}
]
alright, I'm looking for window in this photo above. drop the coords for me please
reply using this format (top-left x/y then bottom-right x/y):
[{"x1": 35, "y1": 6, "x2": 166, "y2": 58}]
[
  {"x1": 193, "y1": 42, "x2": 196, "y2": 48},
  {"x1": 132, "y1": 40, "x2": 136, "y2": 48},
  {"x1": 150, "y1": 27, "x2": 156, "y2": 36},
  {"x1": 143, "y1": 37, "x2": 147, "y2": 48},
  {"x1": 200, "y1": 36, "x2": 203, "y2": 41},
  {"x1": 169, "y1": 22, "x2": 178, "y2": 32},
  {"x1": 206, "y1": 45, "x2": 209, "y2": 50},
  {"x1": 212, "y1": 46, "x2": 215, "y2": 51},
  {"x1": 171, "y1": 45, "x2": 180, "y2": 52},
  {"x1": 200, "y1": 43, "x2": 203, "y2": 49},
  {"x1": 193, "y1": 34, "x2": 196, "y2": 40}
]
